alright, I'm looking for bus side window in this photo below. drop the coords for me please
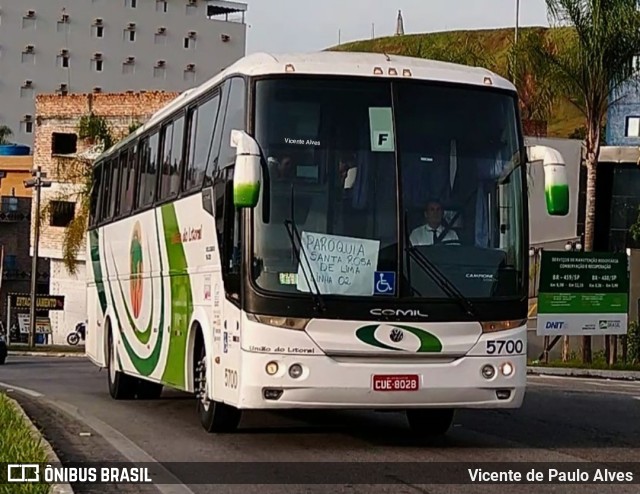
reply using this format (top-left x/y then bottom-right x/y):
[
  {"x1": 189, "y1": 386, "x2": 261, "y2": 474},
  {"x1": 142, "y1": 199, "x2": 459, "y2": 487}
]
[
  {"x1": 214, "y1": 166, "x2": 240, "y2": 300},
  {"x1": 217, "y1": 77, "x2": 246, "y2": 171},
  {"x1": 115, "y1": 150, "x2": 129, "y2": 217},
  {"x1": 89, "y1": 163, "x2": 102, "y2": 226},
  {"x1": 124, "y1": 147, "x2": 137, "y2": 214},
  {"x1": 100, "y1": 160, "x2": 113, "y2": 222}
]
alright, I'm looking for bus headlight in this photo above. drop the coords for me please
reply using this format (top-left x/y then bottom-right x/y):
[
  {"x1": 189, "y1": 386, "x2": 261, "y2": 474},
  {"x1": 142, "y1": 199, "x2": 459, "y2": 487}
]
[
  {"x1": 266, "y1": 361, "x2": 279, "y2": 375},
  {"x1": 481, "y1": 365, "x2": 496, "y2": 379},
  {"x1": 288, "y1": 364, "x2": 303, "y2": 379},
  {"x1": 247, "y1": 314, "x2": 310, "y2": 331},
  {"x1": 481, "y1": 319, "x2": 526, "y2": 333},
  {"x1": 501, "y1": 362, "x2": 514, "y2": 377}
]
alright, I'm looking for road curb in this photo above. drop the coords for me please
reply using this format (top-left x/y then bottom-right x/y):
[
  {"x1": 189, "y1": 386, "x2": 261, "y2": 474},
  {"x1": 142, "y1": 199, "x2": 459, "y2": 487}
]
[
  {"x1": 527, "y1": 366, "x2": 640, "y2": 381},
  {"x1": 8, "y1": 351, "x2": 85, "y2": 358},
  {"x1": 6, "y1": 395, "x2": 74, "y2": 494}
]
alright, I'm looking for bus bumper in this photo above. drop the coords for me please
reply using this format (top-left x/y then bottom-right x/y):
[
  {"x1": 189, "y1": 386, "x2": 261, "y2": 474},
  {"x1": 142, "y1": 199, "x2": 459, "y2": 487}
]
[{"x1": 236, "y1": 351, "x2": 526, "y2": 409}]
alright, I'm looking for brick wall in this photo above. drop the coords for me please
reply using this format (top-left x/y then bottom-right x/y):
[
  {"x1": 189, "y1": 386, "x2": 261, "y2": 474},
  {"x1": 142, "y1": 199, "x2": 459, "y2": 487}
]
[{"x1": 31, "y1": 90, "x2": 179, "y2": 261}]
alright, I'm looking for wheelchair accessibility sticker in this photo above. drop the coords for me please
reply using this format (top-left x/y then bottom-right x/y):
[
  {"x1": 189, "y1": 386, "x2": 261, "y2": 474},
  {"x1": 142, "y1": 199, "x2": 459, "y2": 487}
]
[{"x1": 374, "y1": 271, "x2": 396, "y2": 295}]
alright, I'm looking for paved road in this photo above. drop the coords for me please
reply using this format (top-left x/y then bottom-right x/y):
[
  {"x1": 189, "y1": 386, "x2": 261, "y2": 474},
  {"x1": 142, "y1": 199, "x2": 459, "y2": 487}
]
[{"x1": 1, "y1": 356, "x2": 640, "y2": 494}]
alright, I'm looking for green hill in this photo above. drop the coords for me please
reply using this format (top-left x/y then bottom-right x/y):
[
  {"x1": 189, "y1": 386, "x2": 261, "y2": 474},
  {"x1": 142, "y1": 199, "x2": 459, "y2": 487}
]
[{"x1": 328, "y1": 27, "x2": 584, "y2": 138}]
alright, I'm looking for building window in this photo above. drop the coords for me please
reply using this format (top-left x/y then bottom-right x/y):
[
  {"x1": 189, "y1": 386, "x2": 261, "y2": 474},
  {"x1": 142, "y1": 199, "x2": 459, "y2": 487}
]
[
  {"x1": 184, "y1": 64, "x2": 196, "y2": 83},
  {"x1": 186, "y1": 2, "x2": 198, "y2": 15},
  {"x1": 125, "y1": 23, "x2": 136, "y2": 42},
  {"x1": 154, "y1": 61, "x2": 166, "y2": 78},
  {"x1": 126, "y1": 0, "x2": 137, "y2": 8},
  {"x1": 156, "y1": 0, "x2": 168, "y2": 12},
  {"x1": 21, "y1": 116, "x2": 33, "y2": 134},
  {"x1": 2, "y1": 197, "x2": 18, "y2": 212},
  {"x1": 50, "y1": 201, "x2": 75, "y2": 227},
  {"x1": 92, "y1": 54, "x2": 103, "y2": 72},
  {"x1": 59, "y1": 50, "x2": 70, "y2": 68},
  {"x1": 57, "y1": 12, "x2": 70, "y2": 33},
  {"x1": 626, "y1": 116, "x2": 640, "y2": 137},
  {"x1": 155, "y1": 27, "x2": 167, "y2": 44},
  {"x1": 22, "y1": 46, "x2": 35, "y2": 64},
  {"x1": 93, "y1": 19, "x2": 104, "y2": 38},
  {"x1": 3, "y1": 254, "x2": 17, "y2": 272},
  {"x1": 51, "y1": 133, "x2": 77, "y2": 155},
  {"x1": 123, "y1": 57, "x2": 135, "y2": 74},
  {"x1": 22, "y1": 11, "x2": 36, "y2": 30},
  {"x1": 20, "y1": 80, "x2": 34, "y2": 99},
  {"x1": 184, "y1": 31, "x2": 197, "y2": 49}
]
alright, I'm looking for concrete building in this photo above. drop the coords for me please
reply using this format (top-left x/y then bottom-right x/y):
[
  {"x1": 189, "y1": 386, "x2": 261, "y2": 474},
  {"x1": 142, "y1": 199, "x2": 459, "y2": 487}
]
[
  {"x1": 0, "y1": 154, "x2": 51, "y2": 338},
  {"x1": 606, "y1": 62, "x2": 640, "y2": 147},
  {"x1": 595, "y1": 53, "x2": 640, "y2": 253},
  {"x1": 0, "y1": 0, "x2": 247, "y2": 148},
  {"x1": 32, "y1": 90, "x2": 179, "y2": 343}
]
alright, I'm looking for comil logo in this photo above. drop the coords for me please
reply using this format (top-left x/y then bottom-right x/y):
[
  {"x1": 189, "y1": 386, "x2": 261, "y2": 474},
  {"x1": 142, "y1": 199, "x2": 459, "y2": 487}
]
[
  {"x1": 545, "y1": 321, "x2": 565, "y2": 330},
  {"x1": 7, "y1": 464, "x2": 40, "y2": 482}
]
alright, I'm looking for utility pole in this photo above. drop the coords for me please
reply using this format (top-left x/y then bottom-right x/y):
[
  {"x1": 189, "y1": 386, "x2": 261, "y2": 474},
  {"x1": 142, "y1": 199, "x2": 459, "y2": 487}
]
[
  {"x1": 24, "y1": 166, "x2": 51, "y2": 348},
  {"x1": 515, "y1": 0, "x2": 520, "y2": 45},
  {"x1": 512, "y1": 0, "x2": 521, "y2": 83}
]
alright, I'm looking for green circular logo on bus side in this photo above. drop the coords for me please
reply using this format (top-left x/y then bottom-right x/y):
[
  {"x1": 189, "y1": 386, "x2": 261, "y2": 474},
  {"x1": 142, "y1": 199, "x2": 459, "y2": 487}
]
[{"x1": 355, "y1": 324, "x2": 442, "y2": 353}]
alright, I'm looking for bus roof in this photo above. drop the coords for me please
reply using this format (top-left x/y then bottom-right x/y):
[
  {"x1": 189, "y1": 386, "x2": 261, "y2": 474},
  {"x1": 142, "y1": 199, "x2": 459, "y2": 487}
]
[{"x1": 97, "y1": 51, "x2": 516, "y2": 161}]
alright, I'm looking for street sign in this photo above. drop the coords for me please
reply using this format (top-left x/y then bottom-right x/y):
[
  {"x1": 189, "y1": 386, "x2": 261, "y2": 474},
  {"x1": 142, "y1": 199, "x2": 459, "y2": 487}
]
[
  {"x1": 536, "y1": 251, "x2": 629, "y2": 336},
  {"x1": 9, "y1": 293, "x2": 65, "y2": 310}
]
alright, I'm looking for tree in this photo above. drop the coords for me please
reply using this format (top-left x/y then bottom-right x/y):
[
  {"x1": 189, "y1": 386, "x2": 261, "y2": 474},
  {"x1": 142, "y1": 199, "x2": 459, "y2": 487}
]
[
  {"x1": 536, "y1": 0, "x2": 640, "y2": 363},
  {"x1": 0, "y1": 125, "x2": 13, "y2": 145},
  {"x1": 40, "y1": 114, "x2": 116, "y2": 275},
  {"x1": 507, "y1": 30, "x2": 559, "y2": 136}
]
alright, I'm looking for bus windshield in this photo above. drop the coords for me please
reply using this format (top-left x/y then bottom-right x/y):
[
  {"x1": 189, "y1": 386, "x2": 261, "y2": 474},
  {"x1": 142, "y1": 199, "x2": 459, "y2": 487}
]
[{"x1": 250, "y1": 76, "x2": 525, "y2": 301}]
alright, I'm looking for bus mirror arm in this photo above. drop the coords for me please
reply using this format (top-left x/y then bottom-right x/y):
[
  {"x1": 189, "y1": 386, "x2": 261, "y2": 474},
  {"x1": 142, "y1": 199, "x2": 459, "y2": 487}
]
[
  {"x1": 230, "y1": 130, "x2": 262, "y2": 209},
  {"x1": 526, "y1": 144, "x2": 570, "y2": 217}
]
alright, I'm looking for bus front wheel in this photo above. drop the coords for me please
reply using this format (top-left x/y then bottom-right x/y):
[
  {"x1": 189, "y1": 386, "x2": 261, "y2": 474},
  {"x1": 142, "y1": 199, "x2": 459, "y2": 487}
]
[
  {"x1": 106, "y1": 329, "x2": 137, "y2": 400},
  {"x1": 406, "y1": 408, "x2": 455, "y2": 438},
  {"x1": 195, "y1": 343, "x2": 241, "y2": 433}
]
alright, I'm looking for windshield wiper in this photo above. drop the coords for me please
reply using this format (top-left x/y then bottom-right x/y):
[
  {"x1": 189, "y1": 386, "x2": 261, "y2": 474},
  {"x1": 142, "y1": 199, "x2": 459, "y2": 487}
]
[
  {"x1": 283, "y1": 185, "x2": 326, "y2": 313},
  {"x1": 404, "y1": 241, "x2": 477, "y2": 319}
]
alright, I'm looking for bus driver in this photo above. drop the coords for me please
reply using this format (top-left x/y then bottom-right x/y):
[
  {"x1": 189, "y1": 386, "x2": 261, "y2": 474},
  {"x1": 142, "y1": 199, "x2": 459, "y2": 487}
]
[{"x1": 409, "y1": 199, "x2": 459, "y2": 246}]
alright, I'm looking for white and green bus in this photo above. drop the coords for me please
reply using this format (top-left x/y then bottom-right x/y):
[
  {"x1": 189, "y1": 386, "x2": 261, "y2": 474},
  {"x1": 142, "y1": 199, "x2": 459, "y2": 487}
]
[{"x1": 85, "y1": 51, "x2": 569, "y2": 436}]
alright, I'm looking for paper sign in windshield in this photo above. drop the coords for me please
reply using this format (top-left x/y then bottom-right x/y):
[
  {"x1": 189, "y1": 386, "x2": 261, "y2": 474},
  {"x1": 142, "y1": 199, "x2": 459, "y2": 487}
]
[
  {"x1": 297, "y1": 231, "x2": 380, "y2": 296},
  {"x1": 369, "y1": 107, "x2": 395, "y2": 152}
]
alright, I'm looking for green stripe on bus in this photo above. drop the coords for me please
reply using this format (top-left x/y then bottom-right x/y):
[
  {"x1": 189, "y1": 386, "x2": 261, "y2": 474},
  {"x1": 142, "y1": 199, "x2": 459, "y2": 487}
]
[
  {"x1": 160, "y1": 203, "x2": 194, "y2": 388},
  {"x1": 89, "y1": 230, "x2": 107, "y2": 315},
  {"x1": 104, "y1": 224, "x2": 165, "y2": 377},
  {"x1": 112, "y1": 264, "x2": 155, "y2": 344}
]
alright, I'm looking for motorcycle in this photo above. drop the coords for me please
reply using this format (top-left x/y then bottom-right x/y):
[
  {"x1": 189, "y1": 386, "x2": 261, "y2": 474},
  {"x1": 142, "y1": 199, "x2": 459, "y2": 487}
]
[{"x1": 67, "y1": 321, "x2": 86, "y2": 346}]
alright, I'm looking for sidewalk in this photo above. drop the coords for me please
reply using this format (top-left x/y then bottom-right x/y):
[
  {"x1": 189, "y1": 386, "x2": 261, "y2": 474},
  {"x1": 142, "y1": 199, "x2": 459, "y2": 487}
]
[
  {"x1": 8, "y1": 344, "x2": 85, "y2": 358},
  {"x1": 527, "y1": 365, "x2": 640, "y2": 381}
]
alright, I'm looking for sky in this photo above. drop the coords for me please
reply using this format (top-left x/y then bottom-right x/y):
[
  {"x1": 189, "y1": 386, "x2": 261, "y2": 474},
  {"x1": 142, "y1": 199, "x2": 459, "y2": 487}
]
[{"x1": 243, "y1": 0, "x2": 552, "y2": 54}]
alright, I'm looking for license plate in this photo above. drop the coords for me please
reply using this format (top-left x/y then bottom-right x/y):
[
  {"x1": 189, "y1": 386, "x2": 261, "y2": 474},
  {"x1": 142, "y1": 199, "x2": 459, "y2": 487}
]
[{"x1": 372, "y1": 374, "x2": 420, "y2": 391}]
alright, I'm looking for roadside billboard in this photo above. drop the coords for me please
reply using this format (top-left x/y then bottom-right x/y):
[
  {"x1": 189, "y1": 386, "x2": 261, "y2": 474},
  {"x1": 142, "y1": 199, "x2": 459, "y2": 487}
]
[{"x1": 536, "y1": 251, "x2": 629, "y2": 336}]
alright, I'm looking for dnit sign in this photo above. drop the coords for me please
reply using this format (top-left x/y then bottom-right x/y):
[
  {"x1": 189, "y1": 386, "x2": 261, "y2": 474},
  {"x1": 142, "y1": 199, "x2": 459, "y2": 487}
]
[{"x1": 545, "y1": 321, "x2": 565, "y2": 330}]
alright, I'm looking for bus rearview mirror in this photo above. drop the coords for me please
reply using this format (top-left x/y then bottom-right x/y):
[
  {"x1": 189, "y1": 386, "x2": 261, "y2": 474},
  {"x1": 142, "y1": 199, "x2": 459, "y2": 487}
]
[
  {"x1": 527, "y1": 145, "x2": 570, "y2": 217},
  {"x1": 230, "y1": 130, "x2": 261, "y2": 209}
]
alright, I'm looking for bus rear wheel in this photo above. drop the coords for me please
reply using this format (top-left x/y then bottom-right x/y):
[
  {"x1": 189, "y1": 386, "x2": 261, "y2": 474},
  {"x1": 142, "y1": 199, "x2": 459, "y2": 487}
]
[
  {"x1": 195, "y1": 344, "x2": 241, "y2": 433},
  {"x1": 406, "y1": 408, "x2": 455, "y2": 438},
  {"x1": 106, "y1": 329, "x2": 137, "y2": 400}
]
